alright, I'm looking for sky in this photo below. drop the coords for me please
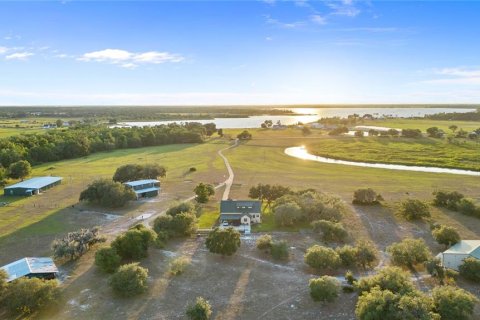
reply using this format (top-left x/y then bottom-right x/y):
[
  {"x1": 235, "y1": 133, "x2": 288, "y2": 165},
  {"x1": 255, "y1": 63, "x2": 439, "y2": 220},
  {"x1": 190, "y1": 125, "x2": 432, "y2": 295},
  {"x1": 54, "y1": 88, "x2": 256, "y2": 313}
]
[{"x1": 0, "y1": 0, "x2": 479, "y2": 106}]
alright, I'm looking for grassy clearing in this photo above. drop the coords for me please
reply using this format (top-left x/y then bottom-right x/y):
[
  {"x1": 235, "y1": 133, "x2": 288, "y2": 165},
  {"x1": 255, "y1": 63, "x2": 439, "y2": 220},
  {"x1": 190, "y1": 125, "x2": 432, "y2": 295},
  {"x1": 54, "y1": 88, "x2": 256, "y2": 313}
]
[
  {"x1": 198, "y1": 210, "x2": 219, "y2": 228},
  {"x1": 306, "y1": 136, "x2": 480, "y2": 171},
  {"x1": 0, "y1": 140, "x2": 228, "y2": 264},
  {"x1": 362, "y1": 118, "x2": 480, "y2": 132}
]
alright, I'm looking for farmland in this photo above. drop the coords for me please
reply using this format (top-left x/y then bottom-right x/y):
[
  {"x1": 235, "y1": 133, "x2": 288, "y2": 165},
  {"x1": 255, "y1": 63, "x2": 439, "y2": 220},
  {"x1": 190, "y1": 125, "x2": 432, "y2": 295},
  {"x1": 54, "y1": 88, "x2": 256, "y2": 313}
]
[
  {"x1": 306, "y1": 136, "x2": 480, "y2": 171},
  {"x1": 0, "y1": 123, "x2": 479, "y2": 319}
]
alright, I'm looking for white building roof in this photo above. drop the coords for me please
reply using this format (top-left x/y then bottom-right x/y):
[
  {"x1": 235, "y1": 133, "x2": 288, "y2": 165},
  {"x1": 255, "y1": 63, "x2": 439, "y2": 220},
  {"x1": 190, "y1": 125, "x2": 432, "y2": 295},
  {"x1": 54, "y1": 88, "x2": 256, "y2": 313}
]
[
  {"x1": 0, "y1": 257, "x2": 58, "y2": 282},
  {"x1": 444, "y1": 240, "x2": 480, "y2": 258},
  {"x1": 124, "y1": 179, "x2": 160, "y2": 187},
  {"x1": 4, "y1": 177, "x2": 62, "y2": 190}
]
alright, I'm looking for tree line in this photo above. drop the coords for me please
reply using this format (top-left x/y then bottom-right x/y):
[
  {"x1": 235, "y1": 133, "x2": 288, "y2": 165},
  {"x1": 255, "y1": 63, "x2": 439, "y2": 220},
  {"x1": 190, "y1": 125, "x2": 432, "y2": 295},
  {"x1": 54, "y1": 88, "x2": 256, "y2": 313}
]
[{"x1": 0, "y1": 122, "x2": 214, "y2": 170}]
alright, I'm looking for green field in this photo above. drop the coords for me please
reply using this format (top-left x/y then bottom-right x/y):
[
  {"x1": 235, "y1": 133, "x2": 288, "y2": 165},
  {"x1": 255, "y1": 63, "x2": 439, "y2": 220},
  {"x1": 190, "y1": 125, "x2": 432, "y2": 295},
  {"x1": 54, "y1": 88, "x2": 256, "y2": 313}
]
[
  {"x1": 306, "y1": 136, "x2": 480, "y2": 171},
  {"x1": 0, "y1": 140, "x2": 228, "y2": 263},
  {"x1": 363, "y1": 118, "x2": 480, "y2": 132}
]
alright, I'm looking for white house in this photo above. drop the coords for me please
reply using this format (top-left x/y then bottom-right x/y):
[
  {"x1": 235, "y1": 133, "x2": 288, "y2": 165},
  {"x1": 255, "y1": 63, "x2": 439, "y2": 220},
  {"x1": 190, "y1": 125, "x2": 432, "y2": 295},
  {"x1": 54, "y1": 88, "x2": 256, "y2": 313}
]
[
  {"x1": 437, "y1": 240, "x2": 480, "y2": 271},
  {"x1": 219, "y1": 200, "x2": 262, "y2": 226}
]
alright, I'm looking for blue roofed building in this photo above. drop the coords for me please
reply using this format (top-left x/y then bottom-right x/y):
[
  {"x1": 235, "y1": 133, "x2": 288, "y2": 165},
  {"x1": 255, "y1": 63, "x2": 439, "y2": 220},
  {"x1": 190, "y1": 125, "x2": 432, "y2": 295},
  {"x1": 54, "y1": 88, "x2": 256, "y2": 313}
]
[
  {"x1": 1, "y1": 257, "x2": 59, "y2": 282},
  {"x1": 124, "y1": 179, "x2": 161, "y2": 199},
  {"x1": 3, "y1": 176, "x2": 62, "y2": 196},
  {"x1": 220, "y1": 200, "x2": 262, "y2": 226}
]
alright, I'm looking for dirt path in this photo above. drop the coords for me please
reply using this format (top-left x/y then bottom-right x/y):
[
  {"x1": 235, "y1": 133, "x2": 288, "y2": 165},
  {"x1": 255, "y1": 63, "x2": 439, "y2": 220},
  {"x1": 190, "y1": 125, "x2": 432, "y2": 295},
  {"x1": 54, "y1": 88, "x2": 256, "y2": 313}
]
[
  {"x1": 102, "y1": 139, "x2": 239, "y2": 236},
  {"x1": 217, "y1": 138, "x2": 239, "y2": 200}
]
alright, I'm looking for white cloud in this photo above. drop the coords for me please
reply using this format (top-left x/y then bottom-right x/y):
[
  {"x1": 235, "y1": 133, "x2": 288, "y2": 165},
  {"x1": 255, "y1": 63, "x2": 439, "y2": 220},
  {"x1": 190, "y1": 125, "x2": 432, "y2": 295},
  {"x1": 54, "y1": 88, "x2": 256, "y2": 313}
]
[
  {"x1": 265, "y1": 15, "x2": 305, "y2": 29},
  {"x1": 0, "y1": 46, "x2": 8, "y2": 54},
  {"x1": 325, "y1": 0, "x2": 361, "y2": 17},
  {"x1": 79, "y1": 48, "x2": 184, "y2": 68},
  {"x1": 5, "y1": 52, "x2": 34, "y2": 60},
  {"x1": 436, "y1": 67, "x2": 480, "y2": 78},
  {"x1": 262, "y1": 0, "x2": 276, "y2": 5},
  {"x1": 422, "y1": 67, "x2": 480, "y2": 85},
  {"x1": 311, "y1": 14, "x2": 327, "y2": 25},
  {"x1": 80, "y1": 49, "x2": 133, "y2": 62}
]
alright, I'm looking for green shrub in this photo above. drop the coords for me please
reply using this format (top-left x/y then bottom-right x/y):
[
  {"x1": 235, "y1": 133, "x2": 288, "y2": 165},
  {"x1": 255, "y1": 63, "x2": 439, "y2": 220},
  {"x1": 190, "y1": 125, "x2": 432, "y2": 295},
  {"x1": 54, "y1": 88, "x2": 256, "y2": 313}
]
[
  {"x1": 109, "y1": 263, "x2": 148, "y2": 297},
  {"x1": 304, "y1": 245, "x2": 340, "y2": 270},
  {"x1": 205, "y1": 227, "x2": 241, "y2": 256},
  {"x1": 111, "y1": 227, "x2": 156, "y2": 260},
  {"x1": 459, "y1": 257, "x2": 480, "y2": 282},
  {"x1": 432, "y1": 190, "x2": 464, "y2": 210},
  {"x1": 432, "y1": 286, "x2": 478, "y2": 320},
  {"x1": 356, "y1": 266, "x2": 415, "y2": 295},
  {"x1": 256, "y1": 234, "x2": 273, "y2": 251},
  {"x1": 356, "y1": 287, "x2": 436, "y2": 320},
  {"x1": 169, "y1": 256, "x2": 190, "y2": 276},
  {"x1": 166, "y1": 202, "x2": 196, "y2": 217},
  {"x1": 336, "y1": 245, "x2": 357, "y2": 267},
  {"x1": 186, "y1": 296, "x2": 212, "y2": 320},
  {"x1": 271, "y1": 241, "x2": 289, "y2": 260},
  {"x1": 457, "y1": 198, "x2": 479, "y2": 217},
  {"x1": 309, "y1": 276, "x2": 341, "y2": 302},
  {"x1": 79, "y1": 179, "x2": 136, "y2": 208},
  {"x1": 355, "y1": 240, "x2": 377, "y2": 269},
  {"x1": 153, "y1": 212, "x2": 197, "y2": 237},
  {"x1": 345, "y1": 270, "x2": 357, "y2": 285},
  {"x1": 387, "y1": 238, "x2": 431, "y2": 268},
  {"x1": 431, "y1": 225, "x2": 460, "y2": 247},
  {"x1": 274, "y1": 202, "x2": 302, "y2": 227},
  {"x1": 352, "y1": 188, "x2": 383, "y2": 205},
  {"x1": 2, "y1": 278, "x2": 60, "y2": 315},
  {"x1": 311, "y1": 219, "x2": 348, "y2": 242},
  {"x1": 400, "y1": 199, "x2": 431, "y2": 220},
  {"x1": 95, "y1": 247, "x2": 121, "y2": 273}
]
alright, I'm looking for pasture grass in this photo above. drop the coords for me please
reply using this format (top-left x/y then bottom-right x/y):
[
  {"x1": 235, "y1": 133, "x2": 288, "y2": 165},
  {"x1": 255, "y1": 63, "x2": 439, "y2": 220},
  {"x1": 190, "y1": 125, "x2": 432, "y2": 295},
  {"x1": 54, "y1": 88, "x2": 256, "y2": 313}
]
[{"x1": 306, "y1": 136, "x2": 480, "y2": 171}]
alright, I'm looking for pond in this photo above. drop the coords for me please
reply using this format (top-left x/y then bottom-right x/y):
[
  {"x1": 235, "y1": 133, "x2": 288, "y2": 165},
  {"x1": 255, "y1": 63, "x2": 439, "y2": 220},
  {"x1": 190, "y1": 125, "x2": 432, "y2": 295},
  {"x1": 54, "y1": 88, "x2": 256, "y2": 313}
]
[
  {"x1": 113, "y1": 107, "x2": 475, "y2": 129},
  {"x1": 284, "y1": 146, "x2": 480, "y2": 176}
]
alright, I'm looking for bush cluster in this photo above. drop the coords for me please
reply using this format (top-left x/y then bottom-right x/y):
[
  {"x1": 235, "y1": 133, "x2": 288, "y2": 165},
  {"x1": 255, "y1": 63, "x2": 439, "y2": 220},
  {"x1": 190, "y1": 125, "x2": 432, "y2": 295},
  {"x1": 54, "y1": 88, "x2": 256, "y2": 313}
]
[{"x1": 433, "y1": 190, "x2": 480, "y2": 218}]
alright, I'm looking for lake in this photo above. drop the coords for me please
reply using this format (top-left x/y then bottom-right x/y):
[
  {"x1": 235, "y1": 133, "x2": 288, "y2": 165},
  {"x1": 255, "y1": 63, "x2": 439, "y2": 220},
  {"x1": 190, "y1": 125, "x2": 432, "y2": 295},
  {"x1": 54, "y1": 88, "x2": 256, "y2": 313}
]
[{"x1": 115, "y1": 107, "x2": 476, "y2": 129}]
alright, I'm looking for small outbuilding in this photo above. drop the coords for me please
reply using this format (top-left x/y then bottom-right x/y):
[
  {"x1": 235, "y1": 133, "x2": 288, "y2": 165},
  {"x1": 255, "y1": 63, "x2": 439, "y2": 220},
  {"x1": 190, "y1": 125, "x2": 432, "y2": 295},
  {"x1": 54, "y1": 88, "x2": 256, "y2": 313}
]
[
  {"x1": 3, "y1": 176, "x2": 62, "y2": 196},
  {"x1": 437, "y1": 240, "x2": 480, "y2": 271},
  {"x1": 124, "y1": 179, "x2": 161, "y2": 199},
  {"x1": 0, "y1": 257, "x2": 59, "y2": 282},
  {"x1": 220, "y1": 200, "x2": 262, "y2": 226}
]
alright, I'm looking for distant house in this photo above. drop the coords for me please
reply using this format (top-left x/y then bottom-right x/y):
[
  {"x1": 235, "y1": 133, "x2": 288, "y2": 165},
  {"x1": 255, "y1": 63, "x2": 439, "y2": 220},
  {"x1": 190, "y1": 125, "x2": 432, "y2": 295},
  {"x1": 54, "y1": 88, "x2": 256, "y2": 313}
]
[
  {"x1": 220, "y1": 200, "x2": 262, "y2": 226},
  {"x1": 4, "y1": 176, "x2": 62, "y2": 196},
  {"x1": 124, "y1": 179, "x2": 160, "y2": 199},
  {"x1": 437, "y1": 240, "x2": 480, "y2": 271},
  {"x1": 310, "y1": 123, "x2": 325, "y2": 129},
  {"x1": 0, "y1": 257, "x2": 58, "y2": 282}
]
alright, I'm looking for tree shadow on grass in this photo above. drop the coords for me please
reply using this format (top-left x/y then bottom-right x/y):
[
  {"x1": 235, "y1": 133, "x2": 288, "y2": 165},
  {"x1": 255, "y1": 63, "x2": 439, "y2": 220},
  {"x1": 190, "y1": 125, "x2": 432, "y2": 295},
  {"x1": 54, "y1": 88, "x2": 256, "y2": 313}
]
[
  {"x1": 0, "y1": 207, "x2": 111, "y2": 265},
  {"x1": 352, "y1": 204, "x2": 404, "y2": 250}
]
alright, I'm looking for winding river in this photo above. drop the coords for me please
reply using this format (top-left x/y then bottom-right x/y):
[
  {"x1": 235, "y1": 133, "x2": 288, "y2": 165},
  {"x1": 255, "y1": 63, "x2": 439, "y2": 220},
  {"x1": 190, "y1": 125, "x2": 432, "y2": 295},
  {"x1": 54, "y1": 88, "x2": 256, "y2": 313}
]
[{"x1": 284, "y1": 146, "x2": 480, "y2": 176}]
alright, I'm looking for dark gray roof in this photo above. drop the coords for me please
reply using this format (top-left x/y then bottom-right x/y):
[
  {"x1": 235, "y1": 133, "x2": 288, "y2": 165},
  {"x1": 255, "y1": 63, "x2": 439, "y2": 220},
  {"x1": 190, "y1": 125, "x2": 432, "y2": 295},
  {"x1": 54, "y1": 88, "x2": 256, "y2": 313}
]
[{"x1": 220, "y1": 200, "x2": 261, "y2": 214}]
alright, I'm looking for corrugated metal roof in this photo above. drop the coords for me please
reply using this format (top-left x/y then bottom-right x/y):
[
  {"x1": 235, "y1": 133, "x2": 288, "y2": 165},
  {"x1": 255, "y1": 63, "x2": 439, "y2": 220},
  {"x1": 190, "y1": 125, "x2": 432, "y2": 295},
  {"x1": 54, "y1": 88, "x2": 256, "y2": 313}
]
[
  {"x1": 444, "y1": 240, "x2": 480, "y2": 255},
  {"x1": 0, "y1": 257, "x2": 58, "y2": 282},
  {"x1": 220, "y1": 200, "x2": 261, "y2": 214},
  {"x1": 124, "y1": 179, "x2": 160, "y2": 187},
  {"x1": 4, "y1": 177, "x2": 62, "y2": 190},
  {"x1": 131, "y1": 187, "x2": 160, "y2": 194}
]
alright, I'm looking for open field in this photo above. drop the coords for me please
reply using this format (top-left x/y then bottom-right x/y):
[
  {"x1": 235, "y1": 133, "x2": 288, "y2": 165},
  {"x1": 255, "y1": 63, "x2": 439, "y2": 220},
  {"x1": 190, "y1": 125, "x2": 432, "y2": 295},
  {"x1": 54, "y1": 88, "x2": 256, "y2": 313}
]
[
  {"x1": 306, "y1": 136, "x2": 480, "y2": 171},
  {"x1": 363, "y1": 118, "x2": 480, "y2": 132},
  {"x1": 0, "y1": 118, "x2": 67, "y2": 137},
  {"x1": 0, "y1": 140, "x2": 228, "y2": 264},
  {"x1": 1, "y1": 125, "x2": 480, "y2": 319}
]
